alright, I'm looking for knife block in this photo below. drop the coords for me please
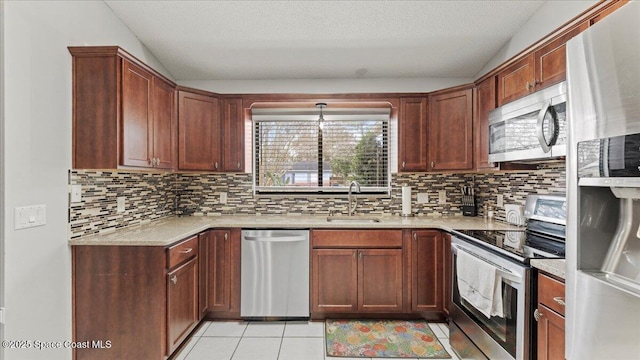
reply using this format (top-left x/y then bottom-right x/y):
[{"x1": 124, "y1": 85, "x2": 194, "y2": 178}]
[{"x1": 462, "y1": 195, "x2": 476, "y2": 216}]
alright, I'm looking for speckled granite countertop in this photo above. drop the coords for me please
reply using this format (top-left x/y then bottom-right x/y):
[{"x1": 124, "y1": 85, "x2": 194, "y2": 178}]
[
  {"x1": 531, "y1": 259, "x2": 566, "y2": 280},
  {"x1": 69, "y1": 215, "x2": 522, "y2": 246}
]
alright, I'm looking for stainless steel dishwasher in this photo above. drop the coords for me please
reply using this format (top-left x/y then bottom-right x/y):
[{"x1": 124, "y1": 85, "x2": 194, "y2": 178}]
[{"x1": 240, "y1": 229, "x2": 310, "y2": 318}]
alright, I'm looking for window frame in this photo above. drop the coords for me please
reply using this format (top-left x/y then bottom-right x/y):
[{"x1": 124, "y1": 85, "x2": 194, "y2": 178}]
[{"x1": 252, "y1": 107, "x2": 392, "y2": 196}]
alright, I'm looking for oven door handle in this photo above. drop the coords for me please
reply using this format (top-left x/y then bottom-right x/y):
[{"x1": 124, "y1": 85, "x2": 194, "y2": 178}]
[{"x1": 452, "y1": 243, "x2": 523, "y2": 284}]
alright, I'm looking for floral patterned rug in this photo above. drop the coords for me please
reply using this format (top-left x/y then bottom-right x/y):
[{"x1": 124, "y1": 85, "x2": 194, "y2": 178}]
[{"x1": 325, "y1": 320, "x2": 451, "y2": 358}]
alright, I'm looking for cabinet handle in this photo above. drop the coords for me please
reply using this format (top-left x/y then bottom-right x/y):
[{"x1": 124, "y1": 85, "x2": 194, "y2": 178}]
[
  {"x1": 180, "y1": 248, "x2": 193, "y2": 254},
  {"x1": 553, "y1": 297, "x2": 566, "y2": 306},
  {"x1": 430, "y1": 161, "x2": 435, "y2": 169},
  {"x1": 526, "y1": 81, "x2": 539, "y2": 91},
  {"x1": 534, "y1": 308, "x2": 542, "y2": 321},
  {"x1": 214, "y1": 162, "x2": 219, "y2": 169},
  {"x1": 171, "y1": 275, "x2": 177, "y2": 285},
  {"x1": 353, "y1": 252, "x2": 356, "y2": 258},
  {"x1": 402, "y1": 161, "x2": 406, "y2": 169},
  {"x1": 224, "y1": 232, "x2": 228, "y2": 240},
  {"x1": 237, "y1": 162, "x2": 241, "y2": 169},
  {"x1": 413, "y1": 233, "x2": 417, "y2": 240},
  {"x1": 155, "y1": 158, "x2": 160, "y2": 166},
  {"x1": 359, "y1": 252, "x2": 362, "y2": 258}
]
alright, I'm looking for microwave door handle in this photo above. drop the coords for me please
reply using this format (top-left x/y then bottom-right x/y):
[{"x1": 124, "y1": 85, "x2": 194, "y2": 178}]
[{"x1": 536, "y1": 100, "x2": 552, "y2": 153}]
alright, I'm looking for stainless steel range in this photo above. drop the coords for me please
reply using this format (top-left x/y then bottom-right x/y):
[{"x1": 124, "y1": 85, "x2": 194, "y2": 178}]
[{"x1": 449, "y1": 194, "x2": 566, "y2": 360}]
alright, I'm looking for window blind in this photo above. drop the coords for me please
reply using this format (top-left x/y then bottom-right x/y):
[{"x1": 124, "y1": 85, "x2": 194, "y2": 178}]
[{"x1": 253, "y1": 108, "x2": 390, "y2": 194}]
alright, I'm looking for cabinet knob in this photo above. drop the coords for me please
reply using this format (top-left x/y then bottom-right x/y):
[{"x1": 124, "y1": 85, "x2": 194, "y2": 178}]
[
  {"x1": 171, "y1": 275, "x2": 177, "y2": 285},
  {"x1": 155, "y1": 158, "x2": 160, "y2": 166},
  {"x1": 553, "y1": 297, "x2": 566, "y2": 306},
  {"x1": 430, "y1": 161, "x2": 435, "y2": 169},
  {"x1": 353, "y1": 252, "x2": 356, "y2": 258},
  {"x1": 215, "y1": 162, "x2": 219, "y2": 170},
  {"x1": 534, "y1": 308, "x2": 542, "y2": 321},
  {"x1": 526, "y1": 81, "x2": 539, "y2": 91},
  {"x1": 402, "y1": 161, "x2": 406, "y2": 169},
  {"x1": 237, "y1": 162, "x2": 241, "y2": 169},
  {"x1": 413, "y1": 233, "x2": 417, "y2": 240},
  {"x1": 224, "y1": 232, "x2": 228, "y2": 240}
]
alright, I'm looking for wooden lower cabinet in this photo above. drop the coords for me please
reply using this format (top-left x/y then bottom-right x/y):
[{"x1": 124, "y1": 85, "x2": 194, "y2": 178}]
[
  {"x1": 536, "y1": 273, "x2": 566, "y2": 360},
  {"x1": 358, "y1": 249, "x2": 403, "y2": 312},
  {"x1": 167, "y1": 257, "x2": 198, "y2": 355},
  {"x1": 312, "y1": 249, "x2": 358, "y2": 313},
  {"x1": 410, "y1": 230, "x2": 443, "y2": 312},
  {"x1": 442, "y1": 233, "x2": 452, "y2": 316},
  {"x1": 205, "y1": 229, "x2": 241, "y2": 318},
  {"x1": 311, "y1": 230, "x2": 405, "y2": 316},
  {"x1": 536, "y1": 304, "x2": 565, "y2": 360},
  {"x1": 72, "y1": 236, "x2": 200, "y2": 360}
]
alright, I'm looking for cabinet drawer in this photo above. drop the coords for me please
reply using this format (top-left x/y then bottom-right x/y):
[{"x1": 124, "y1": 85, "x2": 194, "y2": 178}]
[
  {"x1": 538, "y1": 273, "x2": 565, "y2": 316},
  {"x1": 167, "y1": 235, "x2": 198, "y2": 269},
  {"x1": 312, "y1": 230, "x2": 402, "y2": 248}
]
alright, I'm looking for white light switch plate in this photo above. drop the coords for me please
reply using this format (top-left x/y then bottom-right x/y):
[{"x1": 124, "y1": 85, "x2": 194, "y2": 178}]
[
  {"x1": 438, "y1": 190, "x2": 447, "y2": 204},
  {"x1": 497, "y1": 194, "x2": 504, "y2": 208},
  {"x1": 417, "y1": 193, "x2": 429, "y2": 204},
  {"x1": 220, "y1": 192, "x2": 228, "y2": 204},
  {"x1": 14, "y1": 205, "x2": 46, "y2": 230},
  {"x1": 116, "y1": 197, "x2": 125, "y2": 213},
  {"x1": 71, "y1": 184, "x2": 82, "y2": 203}
]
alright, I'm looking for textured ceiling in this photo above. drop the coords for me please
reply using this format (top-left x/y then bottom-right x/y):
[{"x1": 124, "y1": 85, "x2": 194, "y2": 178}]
[{"x1": 105, "y1": 0, "x2": 546, "y2": 80}]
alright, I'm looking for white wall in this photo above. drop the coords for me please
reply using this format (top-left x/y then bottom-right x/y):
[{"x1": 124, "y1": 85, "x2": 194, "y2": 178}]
[
  {"x1": 475, "y1": 0, "x2": 599, "y2": 78},
  {"x1": 2, "y1": 2, "x2": 171, "y2": 359},
  {"x1": 178, "y1": 77, "x2": 472, "y2": 94}
]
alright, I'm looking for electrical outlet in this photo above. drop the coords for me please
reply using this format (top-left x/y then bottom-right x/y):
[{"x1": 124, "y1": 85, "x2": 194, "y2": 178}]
[
  {"x1": 438, "y1": 190, "x2": 447, "y2": 204},
  {"x1": 417, "y1": 193, "x2": 429, "y2": 204},
  {"x1": 71, "y1": 185, "x2": 82, "y2": 203},
  {"x1": 116, "y1": 197, "x2": 125, "y2": 213},
  {"x1": 497, "y1": 194, "x2": 504, "y2": 208},
  {"x1": 220, "y1": 192, "x2": 228, "y2": 204}
]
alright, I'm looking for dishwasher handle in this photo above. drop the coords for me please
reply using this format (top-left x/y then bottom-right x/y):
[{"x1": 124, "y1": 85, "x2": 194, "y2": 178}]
[{"x1": 243, "y1": 235, "x2": 307, "y2": 242}]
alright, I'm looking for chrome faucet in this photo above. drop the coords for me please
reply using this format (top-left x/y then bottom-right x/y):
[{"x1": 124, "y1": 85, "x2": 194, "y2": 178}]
[{"x1": 348, "y1": 180, "x2": 361, "y2": 216}]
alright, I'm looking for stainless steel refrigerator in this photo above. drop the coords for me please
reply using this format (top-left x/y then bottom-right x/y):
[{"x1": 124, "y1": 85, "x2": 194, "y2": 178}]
[{"x1": 566, "y1": 2, "x2": 640, "y2": 359}]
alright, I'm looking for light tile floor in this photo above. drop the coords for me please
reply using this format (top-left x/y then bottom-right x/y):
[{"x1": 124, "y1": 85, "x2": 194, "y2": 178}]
[{"x1": 172, "y1": 320, "x2": 461, "y2": 360}]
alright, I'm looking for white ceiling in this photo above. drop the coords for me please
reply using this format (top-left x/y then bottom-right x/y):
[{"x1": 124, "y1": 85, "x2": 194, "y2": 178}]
[{"x1": 105, "y1": 0, "x2": 546, "y2": 81}]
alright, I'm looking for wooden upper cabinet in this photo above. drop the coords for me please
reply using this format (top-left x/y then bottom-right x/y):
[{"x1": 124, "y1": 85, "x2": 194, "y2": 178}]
[
  {"x1": 222, "y1": 98, "x2": 245, "y2": 172},
  {"x1": 497, "y1": 53, "x2": 535, "y2": 106},
  {"x1": 122, "y1": 60, "x2": 153, "y2": 168},
  {"x1": 398, "y1": 97, "x2": 428, "y2": 171},
  {"x1": 151, "y1": 77, "x2": 177, "y2": 170},
  {"x1": 589, "y1": 0, "x2": 629, "y2": 25},
  {"x1": 178, "y1": 91, "x2": 222, "y2": 171},
  {"x1": 474, "y1": 77, "x2": 498, "y2": 170},
  {"x1": 428, "y1": 87, "x2": 473, "y2": 171},
  {"x1": 69, "y1": 47, "x2": 176, "y2": 170},
  {"x1": 534, "y1": 22, "x2": 589, "y2": 92}
]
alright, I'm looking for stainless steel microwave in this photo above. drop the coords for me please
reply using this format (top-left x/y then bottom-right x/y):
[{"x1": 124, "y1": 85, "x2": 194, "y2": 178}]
[{"x1": 488, "y1": 81, "x2": 567, "y2": 163}]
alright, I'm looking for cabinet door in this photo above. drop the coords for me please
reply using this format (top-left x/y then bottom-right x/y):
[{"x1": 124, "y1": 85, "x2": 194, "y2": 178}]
[
  {"x1": 358, "y1": 249, "x2": 403, "y2": 313},
  {"x1": 442, "y1": 233, "x2": 452, "y2": 316},
  {"x1": 198, "y1": 232, "x2": 209, "y2": 319},
  {"x1": 151, "y1": 77, "x2": 175, "y2": 169},
  {"x1": 474, "y1": 77, "x2": 498, "y2": 170},
  {"x1": 167, "y1": 257, "x2": 198, "y2": 355},
  {"x1": 537, "y1": 305, "x2": 565, "y2": 360},
  {"x1": 312, "y1": 249, "x2": 358, "y2": 313},
  {"x1": 428, "y1": 88, "x2": 473, "y2": 170},
  {"x1": 208, "y1": 230, "x2": 231, "y2": 312},
  {"x1": 399, "y1": 97, "x2": 428, "y2": 171},
  {"x1": 534, "y1": 22, "x2": 588, "y2": 91},
  {"x1": 122, "y1": 59, "x2": 153, "y2": 168},
  {"x1": 411, "y1": 230, "x2": 442, "y2": 312},
  {"x1": 497, "y1": 53, "x2": 534, "y2": 106},
  {"x1": 178, "y1": 91, "x2": 221, "y2": 171},
  {"x1": 222, "y1": 98, "x2": 245, "y2": 172}
]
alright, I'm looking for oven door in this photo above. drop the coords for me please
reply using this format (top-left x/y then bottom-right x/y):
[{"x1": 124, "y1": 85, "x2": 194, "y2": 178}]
[{"x1": 450, "y1": 236, "x2": 531, "y2": 360}]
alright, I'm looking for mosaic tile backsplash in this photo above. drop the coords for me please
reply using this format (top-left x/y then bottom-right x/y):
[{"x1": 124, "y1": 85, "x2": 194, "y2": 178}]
[{"x1": 69, "y1": 162, "x2": 566, "y2": 237}]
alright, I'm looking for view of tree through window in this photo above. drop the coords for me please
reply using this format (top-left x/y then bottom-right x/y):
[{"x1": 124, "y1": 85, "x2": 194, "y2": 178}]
[{"x1": 254, "y1": 116, "x2": 389, "y2": 193}]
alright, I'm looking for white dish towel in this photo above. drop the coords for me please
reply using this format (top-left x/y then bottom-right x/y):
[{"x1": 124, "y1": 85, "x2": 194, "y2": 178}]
[{"x1": 456, "y1": 249, "x2": 504, "y2": 318}]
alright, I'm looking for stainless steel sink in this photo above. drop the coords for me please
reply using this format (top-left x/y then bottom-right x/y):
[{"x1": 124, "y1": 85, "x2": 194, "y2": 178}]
[{"x1": 326, "y1": 216, "x2": 381, "y2": 223}]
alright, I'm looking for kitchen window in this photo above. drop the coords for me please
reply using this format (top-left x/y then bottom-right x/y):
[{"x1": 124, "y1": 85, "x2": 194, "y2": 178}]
[{"x1": 252, "y1": 106, "x2": 390, "y2": 194}]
